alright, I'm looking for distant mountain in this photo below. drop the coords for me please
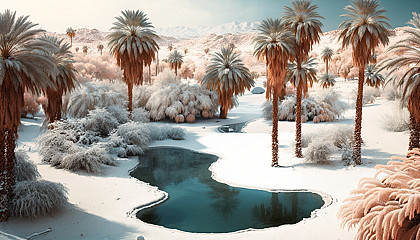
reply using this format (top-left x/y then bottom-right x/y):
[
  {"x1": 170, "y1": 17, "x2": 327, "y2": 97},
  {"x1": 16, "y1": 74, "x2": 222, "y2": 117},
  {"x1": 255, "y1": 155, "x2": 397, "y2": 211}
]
[{"x1": 155, "y1": 21, "x2": 259, "y2": 39}]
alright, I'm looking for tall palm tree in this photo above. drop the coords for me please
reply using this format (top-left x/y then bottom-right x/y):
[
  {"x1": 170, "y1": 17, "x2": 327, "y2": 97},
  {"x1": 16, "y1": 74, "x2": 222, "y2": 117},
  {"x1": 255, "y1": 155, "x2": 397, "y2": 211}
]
[
  {"x1": 40, "y1": 36, "x2": 77, "y2": 123},
  {"x1": 283, "y1": 0, "x2": 324, "y2": 158},
  {"x1": 0, "y1": 10, "x2": 57, "y2": 221},
  {"x1": 202, "y1": 46, "x2": 254, "y2": 119},
  {"x1": 82, "y1": 46, "x2": 88, "y2": 54},
  {"x1": 254, "y1": 18, "x2": 295, "y2": 167},
  {"x1": 321, "y1": 47, "x2": 334, "y2": 74},
  {"x1": 66, "y1": 27, "x2": 76, "y2": 47},
  {"x1": 107, "y1": 10, "x2": 159, "y2": 112},
  {"x1": 364, "y1": 64, "x2": 384, "y2": 88},
  {"x1": 339, "y1": 0, "x2": 390, "y2": 164},
  {"x1": 286, "y1": 57, "x2": 318, "y2": 98},
  {"x1": 380, "y1": 12, "x2": 420, "y2": 150},
  {"x1": 168, "y1": 49, "x2": 183, "y2": 76},
  {"x1": 97, "y1": 44, "x2": 104, "y2": 55}
]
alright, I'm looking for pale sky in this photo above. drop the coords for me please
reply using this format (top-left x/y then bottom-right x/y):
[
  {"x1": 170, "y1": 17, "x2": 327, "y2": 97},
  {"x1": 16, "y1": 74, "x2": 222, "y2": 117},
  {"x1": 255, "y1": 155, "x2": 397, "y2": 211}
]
[{"x1": 3, "y1": 0, "x2": 420, "y2": 33}]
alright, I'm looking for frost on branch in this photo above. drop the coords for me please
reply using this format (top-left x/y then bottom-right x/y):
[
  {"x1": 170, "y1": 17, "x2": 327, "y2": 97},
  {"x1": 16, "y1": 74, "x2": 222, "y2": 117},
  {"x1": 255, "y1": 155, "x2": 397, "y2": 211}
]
[{"x1": 338, "y1": 149, "x2": 420, "y2": 240}]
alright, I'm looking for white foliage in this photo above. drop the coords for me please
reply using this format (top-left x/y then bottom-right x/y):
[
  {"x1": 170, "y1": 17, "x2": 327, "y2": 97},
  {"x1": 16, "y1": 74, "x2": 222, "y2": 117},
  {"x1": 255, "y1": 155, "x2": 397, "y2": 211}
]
[
  {"x1": 302, "y1": 125, "x2": 354, "y2": 149},
  {"x1": 82, "y1": 108, "x2": 119, "y2": 136},
  {"x1": 305, "y1": 139, "x2": 335, "y2": 164},
  {"x1": 352, "y1": 86, "x2": 382, "y2": 105},
  {"x1": 62, "y1": 82, "x2": 127, "y2": 118},
  {"x1": 11, "y1": 180, "x2": 68, "y2": 218},
  {"x1": 14, "y1": 151, "x2": 40, "y2": 182},
  {"x1": 146, "y1": 123, "x2": 186, "y2": 140},
  {"x1": 106, "y1": 105, "x2": 130, "y2": 124},
  {"x1": 341, "y1": 143, "x2": 354, "y2": 166},
  {"x1": 262, "y1": 89, "x2": 348, "y2": 123},
  {"x1": 153, "y1": 69, "x2": 179, "y2": 86},
  {"x1": 132, "y1": 108, "x2": 150, "y2": 123},
  {"x1": 381, "y1": 105, "x2": 410, "y2": 132},
  {"x1": 108, "y1": 122, "x2": 152, "y2": 157},
  {"x1": 60, "y1": 145, "x2": 116, "y2": 173}
]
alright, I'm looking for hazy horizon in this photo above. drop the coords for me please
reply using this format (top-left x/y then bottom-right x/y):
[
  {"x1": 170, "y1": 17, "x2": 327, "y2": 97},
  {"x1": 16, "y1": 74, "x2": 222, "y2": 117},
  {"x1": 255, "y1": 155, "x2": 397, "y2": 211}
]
[{"x1": 3, "y1": 0, "x2": 419, "y2": 33}]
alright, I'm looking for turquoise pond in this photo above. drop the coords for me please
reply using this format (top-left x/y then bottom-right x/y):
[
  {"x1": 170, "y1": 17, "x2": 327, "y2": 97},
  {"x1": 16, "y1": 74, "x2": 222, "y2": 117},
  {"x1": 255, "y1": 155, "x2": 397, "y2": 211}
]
[{"x1": 130, "y1": 147, "x2": 325, "y2": 233}]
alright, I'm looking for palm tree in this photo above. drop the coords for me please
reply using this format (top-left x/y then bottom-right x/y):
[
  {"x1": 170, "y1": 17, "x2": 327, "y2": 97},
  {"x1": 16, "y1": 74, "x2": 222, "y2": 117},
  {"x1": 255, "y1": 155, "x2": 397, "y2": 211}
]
[
  {"x1": 82, "y1": 45, "x2": 88, "y2": 54},
  {"x1": 202, "y1": 46, "x2": 254, "y2": 119},
  {"x1": 204, "y1": 48, "x2": 210, "y2": 55},
  {"x1": 168, "y1": 49, "x2": 183, "y2": 76},
  {"x1": 283, "y1": 0, "x2": 324, "y2": 158},
  {"x1": 75, "y1": 47, "x2": 79, "y2": 52},
  {"x1": 380, "y1": 12, "x2": 420, "y2": 150},
  {"x1": 40, "y1": 36, "x2": 77, "y2": 123},
  {"x1": 97, "y1": 44, "x2": 104, "y2": 55},
  {"x1": 254, "y1": 18, "x2": 295, "y2": 167},
  {"x1": 184, "y1": 48, "x2": 188, "y2": 54},
  {"x1": 321, "y1": 47, "x2": 334, "y2": 74},
  {"x1": 168, "y1": 44, "x2": 173, "y2": 52},
  {"x1": 339, "y1": 0, "x2": 390, "y2": 164},
  {"x1": 319, "y1": 73, "x2": 336, "y2": 88},
  {"x1": 66, "y1": 27, "x2": 76, "y2": 47},
  {"x1": 107, "y1": 10, "x2": 159, "y2": 112},
  {"x1": 0, "y1": 10, "x2": 57, "y2": 221},
  {"x1": 286, "y1": 57, "x2": 318, "y2": 97},
  {"x1": 364, "y1": 64, "x2": 384, "y2": 88}
]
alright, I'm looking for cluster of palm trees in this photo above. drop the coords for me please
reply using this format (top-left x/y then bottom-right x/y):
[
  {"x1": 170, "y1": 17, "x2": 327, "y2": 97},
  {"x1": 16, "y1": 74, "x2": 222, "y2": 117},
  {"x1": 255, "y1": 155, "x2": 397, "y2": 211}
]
[
  {"x1": 252, "y1": 0, "x2": 397, "y2": 166},
  {"x1": 0, "y1": 10, "x2": 77, "y2": 221}
]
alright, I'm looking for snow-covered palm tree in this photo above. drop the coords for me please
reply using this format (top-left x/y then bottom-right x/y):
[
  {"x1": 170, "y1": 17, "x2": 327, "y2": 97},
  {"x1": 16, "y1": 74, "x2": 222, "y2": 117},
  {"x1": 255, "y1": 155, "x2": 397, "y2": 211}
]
[
  {"x1": 319, "y1": 73, "x2": 336, "y2": 88},
  {"x1": 0, "y1": 10, "x2": 57, "y2": 221},
  {"x1": 97, "y1": 44, "x2": 104, "y2": 55},
  {"x1": 283, "y1": 0, "x2": 324, "y2": 158},
  {"x1": 339, "y1": 0, "x2": 390, "y2": 164},
  {"x1": 286, "y1": 57, "x2": 318, "y2": 97},
  {"x1": 321, "y1": 47, "x2": 334, "y2": 74},
  {"x1": 82, "y1": 45, "x2": 88, "y2": 54},
  {"x1": 380, "y1": 12, "x2": 420, "y2": 150},
  {"x1": 202, "y1": 46, "x2": 254, "y2": 119},
  {"x1": 253, "y1": 18, "x2": 295, "y2": 167},
  {"x1": 41, "y1": 36, "x2": 77, "y2": 123},
  {"x1": 168, "y1": 49, "x2": 183, "y2": 76},
  {"x1": 107, "y1": 10, "x2": 159, "y2": 112}
]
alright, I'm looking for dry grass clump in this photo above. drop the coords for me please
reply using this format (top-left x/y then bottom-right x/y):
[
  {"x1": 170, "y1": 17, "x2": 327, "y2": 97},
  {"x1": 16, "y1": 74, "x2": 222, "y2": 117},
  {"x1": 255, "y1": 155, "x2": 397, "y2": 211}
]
[
  {"x1": 14, "y1": 151, "x2": 40, "y2": 182},
  {"x1": 11, "y1": 180, "x2": 68, "y2": 218},
  {"x1": 338, "y1": 148, "x2": 420, "y2": 240}
]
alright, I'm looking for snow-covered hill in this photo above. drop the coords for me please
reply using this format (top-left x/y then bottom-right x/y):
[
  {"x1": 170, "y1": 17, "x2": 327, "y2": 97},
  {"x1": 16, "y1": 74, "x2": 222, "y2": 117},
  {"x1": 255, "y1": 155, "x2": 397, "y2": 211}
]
[{"x1": 155, "y1": 21, "x2": 259, "y2": 39}]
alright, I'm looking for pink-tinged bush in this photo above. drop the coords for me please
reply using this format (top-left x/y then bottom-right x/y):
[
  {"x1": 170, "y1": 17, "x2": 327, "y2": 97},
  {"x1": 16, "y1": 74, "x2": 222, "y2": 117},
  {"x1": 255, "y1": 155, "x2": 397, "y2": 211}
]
[
  {"x1": 338, "y1": 149, "x2": 420, "y2": 240},
  {"x1": 73, "y1": 52, "x2": 122, "y2": 82},
  {"x1": 21, "y1": 92, "x2": 40, "y2": 117}
]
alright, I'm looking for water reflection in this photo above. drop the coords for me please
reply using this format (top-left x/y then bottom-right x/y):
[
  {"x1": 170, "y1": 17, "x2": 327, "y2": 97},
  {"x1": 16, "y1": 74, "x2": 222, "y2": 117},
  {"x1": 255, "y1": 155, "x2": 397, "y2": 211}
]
[{"x1": 130, "y1": 147, "x2": 324, "y2": 233}]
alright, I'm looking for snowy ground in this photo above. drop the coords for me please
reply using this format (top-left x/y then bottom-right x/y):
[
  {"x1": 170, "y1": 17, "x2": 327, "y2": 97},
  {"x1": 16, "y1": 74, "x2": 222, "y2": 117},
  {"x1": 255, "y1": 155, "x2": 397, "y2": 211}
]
[{"x1": 0, "y1": 78, "x2": 408, "y2": 240}]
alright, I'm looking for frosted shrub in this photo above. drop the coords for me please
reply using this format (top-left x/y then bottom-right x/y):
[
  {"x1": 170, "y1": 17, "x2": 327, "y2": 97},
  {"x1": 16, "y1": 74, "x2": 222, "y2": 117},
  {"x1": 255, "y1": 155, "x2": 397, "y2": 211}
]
[
  {"x1": 381, "y1": 105, "x2": 410, "y2": 132},
  {"x1": 82, "y1": 108, "x2": 119, "y2": 136},
  {"x1": 106, "y1": 105, "x2": 130, "y2": 124},
  {"x1": 153, "y1": 69, "x2": 178, "y2": 86},
  {"x1": 11, "y1": 180, "x2": 68, "y2": 218},
  {"x1": 338, "y1": 149, "x2": 420, "y2": 240},
  {"x1": 352, "y1": 86, "x2": 381, "y2": 105},
  {"x1": 132, "y1": 108, "x2": 150, "y2": 123},
  {"x1": 14, "y1": 151, "x2": 40, "y2": 182},
  {"x1": 62, "y1": 82, "x2": 127, "y2": 118},
  {"x1": 303, "y1": 125, "x2": 354, "y2": 149},
  {"x1": 147, "y1": 123, "x2": 185, "y2": 140},
  {"x1": 341, "y1": 142, "x2": 354, "y2": 166},
  {"x1": 263, "y1": 89, "x2": 348, "y2": 123},
  {"x1": 383, "y1": 82, "x2": 402, "y2": 100},
  {"x1": 108, "y1": 122, "x2": 152, "y2": 157},
  {"x1": 305, "y1": 139, "x2": 335, "y2": 164},
  {"x1": 73, "y1": 52, "x2": 122, "y2": 81},
  {"x1": 60, "y1": 145, "x2": 116, "y2": 173}
]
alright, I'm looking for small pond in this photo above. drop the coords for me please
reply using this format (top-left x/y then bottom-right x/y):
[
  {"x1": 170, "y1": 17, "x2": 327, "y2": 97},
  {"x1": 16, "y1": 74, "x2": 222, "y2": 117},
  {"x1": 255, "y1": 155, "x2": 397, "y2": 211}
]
[
  {"x1": 130, "y1": 147, "x2": 324, "y2": 233},
  {"x1": 217, "y1": 121, "x2": 249, "y2": 133}
]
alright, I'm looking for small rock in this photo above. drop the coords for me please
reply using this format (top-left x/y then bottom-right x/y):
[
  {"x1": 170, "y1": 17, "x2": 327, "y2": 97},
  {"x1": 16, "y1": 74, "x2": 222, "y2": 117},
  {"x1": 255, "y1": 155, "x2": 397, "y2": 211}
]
[
  {"x1": 137, "y1": 236, "x2": 145, "y2": 240},
  {"x1": 251, "y1": 87, "x2": 265, "y2": 94}
]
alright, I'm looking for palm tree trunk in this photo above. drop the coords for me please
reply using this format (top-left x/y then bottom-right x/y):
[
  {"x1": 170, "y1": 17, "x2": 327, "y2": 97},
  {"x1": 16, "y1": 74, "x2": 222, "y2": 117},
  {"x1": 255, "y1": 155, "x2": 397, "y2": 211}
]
[
  {"x1": 272, "y1": 89, "x2": 279, "y2": 166},
  {"x1": 0, "y1": 128, "x2": 8, "y2": 221},
  {"x1": 353, "y1": 66, "x2": 365, "y2": 165},
  {"x1": 295, "y1": 84, "x2": 303, "y2": 158},
  {"x1": 127, "y1": 81, "x2": 133, "y2": 113},
  {"x1": 156, "y1": 52, "x2": 159, "y2": 75},
  {"x1": 326, "y1": 60, "x2": 329, "y2": 75},
  {"x1": 408, "y1": 113, "x2": 420, "y2": 150},
  {"x1": 148, "y1": 65, "x2": 151, "y2": 85},
  {"x1": 5, "y1": 129, "x2": 16, "y2": 204},
  {"x1": 70, "y1": 37, "x2": 73, "y2": 47},
  {"x1": 175, "y1": 67, "x2": 178, "y2": 76}
]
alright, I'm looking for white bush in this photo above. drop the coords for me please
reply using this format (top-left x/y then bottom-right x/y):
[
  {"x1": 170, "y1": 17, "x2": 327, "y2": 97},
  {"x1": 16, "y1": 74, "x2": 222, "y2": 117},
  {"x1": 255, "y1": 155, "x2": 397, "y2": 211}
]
[
  {"x1": 62, "y1": 82, "x2": 127, "y2": 118},
  {"x1": 14, "y1": 151, "x2": 40, "y2": 182},
  {"x1": 302, "y1": 125, "x2": 354, "y2": 149},
  {"x1": 352, "y1": 87, "x2": 382, "y2": 106},
  {"x1": 305, "y1": 139, "x2": 335, "y2": 164},
  {"x1": 60, "y1": 145, "x2": 116, "y2": 173},
  {"x1": 132, "y1": 108, "x2": 150, "y2": 123},
  {"x1": 82, "y1": 108, "x2": 119, "y2": 137},
  {"x1": 11, "y1": 180, "x2": 68, "y2": 218},
  {"x1": 106, "y1": 105, "x2": 130, "y2": 124},
  {"x1": 341, "y1": 142, "x2": 354, "y2": 166},
  {"x1": 381, "y1": 105, "x2": 410, "y2": 132},
  {"x1": 147, "y1": 123, "x2": 186, "y2": 141},
  {"x1": 263, "y1": 89, "x2": 348, "y2": 123}
]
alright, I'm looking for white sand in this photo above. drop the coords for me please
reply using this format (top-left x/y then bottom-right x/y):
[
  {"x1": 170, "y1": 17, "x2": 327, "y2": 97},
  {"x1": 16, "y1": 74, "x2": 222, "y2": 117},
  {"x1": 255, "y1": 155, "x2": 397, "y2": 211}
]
[{"x1": 0, "y1": 76, "x2": 409, "y2": 240}]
